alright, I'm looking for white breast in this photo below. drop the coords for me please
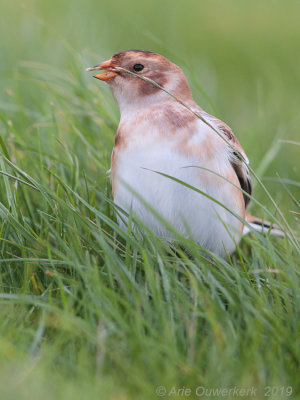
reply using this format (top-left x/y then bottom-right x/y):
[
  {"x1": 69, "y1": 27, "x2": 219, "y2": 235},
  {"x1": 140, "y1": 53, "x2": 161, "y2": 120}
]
[{"x1": 112, "y1": 127, "x2": 243, "y2": 257}]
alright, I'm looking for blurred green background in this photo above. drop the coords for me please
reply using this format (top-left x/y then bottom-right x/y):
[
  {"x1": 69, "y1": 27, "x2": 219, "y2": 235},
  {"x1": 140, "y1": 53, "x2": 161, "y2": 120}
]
[{"x1": 1, "y1": 0, "x2": 299, "y2": 214}]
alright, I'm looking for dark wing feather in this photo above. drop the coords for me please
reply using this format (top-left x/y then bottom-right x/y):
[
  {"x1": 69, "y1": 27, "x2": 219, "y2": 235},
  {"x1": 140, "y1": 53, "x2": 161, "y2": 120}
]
[
  {"x1": 201, "y1": 111, "x2": 252, "y2": 209},
  {"x1": 230, "y1": 151, "x2": 252, "y2": 208}
]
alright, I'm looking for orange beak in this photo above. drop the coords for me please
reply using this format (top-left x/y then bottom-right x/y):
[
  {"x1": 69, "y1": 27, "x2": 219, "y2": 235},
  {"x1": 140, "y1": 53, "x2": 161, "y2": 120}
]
[{"x1": 86, "y1": 59, "x2": 118, "y2": 81}]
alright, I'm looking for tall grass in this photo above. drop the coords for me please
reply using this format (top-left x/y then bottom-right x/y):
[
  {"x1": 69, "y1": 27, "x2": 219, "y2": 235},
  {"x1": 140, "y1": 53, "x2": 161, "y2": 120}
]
[{"x1": 0, "y1": 0, "x2": 299, "y2": 399}]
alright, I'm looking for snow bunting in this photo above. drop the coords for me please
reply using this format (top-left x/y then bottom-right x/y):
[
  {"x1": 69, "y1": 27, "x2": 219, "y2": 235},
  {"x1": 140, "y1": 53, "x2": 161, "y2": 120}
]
[{"x1": 87, "y1": 50, "x2": 274, "y2": 257}]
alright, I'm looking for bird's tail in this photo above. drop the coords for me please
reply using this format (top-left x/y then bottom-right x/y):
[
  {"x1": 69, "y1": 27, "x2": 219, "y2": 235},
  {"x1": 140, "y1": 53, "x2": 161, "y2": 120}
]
[{"x1": 243, "y1": 214, "x2": 285, "y2": 238}]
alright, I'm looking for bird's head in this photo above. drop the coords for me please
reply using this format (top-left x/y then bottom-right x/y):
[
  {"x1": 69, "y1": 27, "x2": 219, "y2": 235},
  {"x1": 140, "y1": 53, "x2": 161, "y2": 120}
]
[{"x1": 87, "y1": 50, "x2": 194, "y2": 114}]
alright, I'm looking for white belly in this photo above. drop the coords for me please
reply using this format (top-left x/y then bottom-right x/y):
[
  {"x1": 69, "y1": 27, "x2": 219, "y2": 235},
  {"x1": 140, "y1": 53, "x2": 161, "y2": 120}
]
[{"x1": 113, "y1": 142, "x2": 242, "y2": 256}]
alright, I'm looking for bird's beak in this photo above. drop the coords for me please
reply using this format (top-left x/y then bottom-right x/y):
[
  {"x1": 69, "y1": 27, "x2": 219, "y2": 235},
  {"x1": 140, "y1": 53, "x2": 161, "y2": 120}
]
[{"x1": 86, "y1": 59, "x2": 118, "y2": 81}]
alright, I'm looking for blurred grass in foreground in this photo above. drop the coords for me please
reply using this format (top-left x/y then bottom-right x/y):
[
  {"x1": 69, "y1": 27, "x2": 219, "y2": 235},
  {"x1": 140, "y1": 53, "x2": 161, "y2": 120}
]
[{"x1": 0, "y1": 0, "x2": 299, "y2": 399}]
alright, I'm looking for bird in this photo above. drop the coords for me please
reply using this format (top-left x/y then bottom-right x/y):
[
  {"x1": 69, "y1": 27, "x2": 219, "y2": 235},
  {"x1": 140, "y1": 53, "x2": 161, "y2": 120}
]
[{"x1": 87, "y1": 50, "x2": 280, "y2": 257}]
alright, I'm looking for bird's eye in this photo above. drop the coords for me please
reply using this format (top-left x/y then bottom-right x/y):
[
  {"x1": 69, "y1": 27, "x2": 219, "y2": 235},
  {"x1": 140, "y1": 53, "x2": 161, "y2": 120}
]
[{"x1": 133, "y1": 64, "x2": 144, "y2": 72}]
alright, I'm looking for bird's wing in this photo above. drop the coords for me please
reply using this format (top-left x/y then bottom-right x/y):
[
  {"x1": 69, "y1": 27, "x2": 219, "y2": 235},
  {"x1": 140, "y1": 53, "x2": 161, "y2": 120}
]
[{"x1": 201, "y1": 111, "x2": 252, "y2": 209}]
